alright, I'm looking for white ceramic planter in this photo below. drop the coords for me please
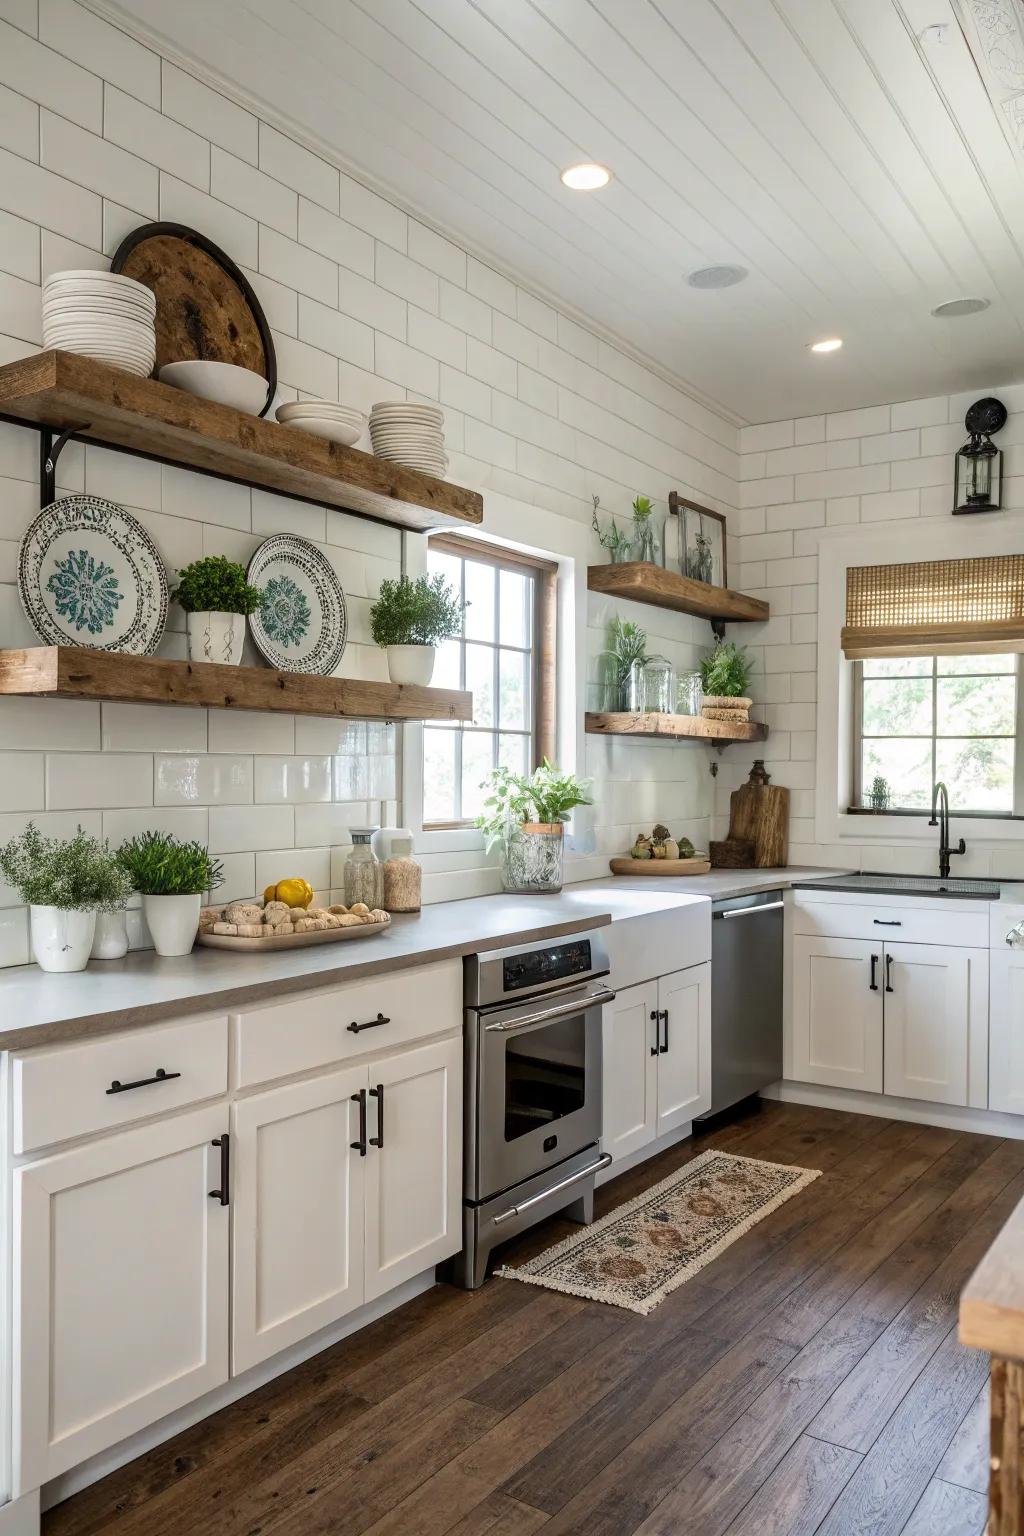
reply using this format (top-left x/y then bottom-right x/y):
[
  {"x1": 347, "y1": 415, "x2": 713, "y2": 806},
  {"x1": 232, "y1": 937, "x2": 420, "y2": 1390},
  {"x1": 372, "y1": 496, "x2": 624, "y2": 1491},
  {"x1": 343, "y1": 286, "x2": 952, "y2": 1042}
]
[
  {"x1": 30, "y1": 905, "x2": 97, "y2": 973},
  {"x1": 386, "y1": 644, "x2": 436, "y2": 686},
  {"x1": 143, "y1": 892, "x2": 201, "y2": 956},
  {"x1": 186, "y1": 610, "x2": 245, "y2": 666},
  {"x1": 91, "y1": 909, "x2": 129, "y2": 960}
]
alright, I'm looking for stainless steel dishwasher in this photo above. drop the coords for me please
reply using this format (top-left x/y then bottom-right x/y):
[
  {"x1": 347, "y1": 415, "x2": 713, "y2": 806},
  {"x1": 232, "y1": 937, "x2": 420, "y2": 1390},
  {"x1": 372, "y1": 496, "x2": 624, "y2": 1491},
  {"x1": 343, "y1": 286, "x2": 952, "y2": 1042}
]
[{"x1": 695, "y1": 889, "x2": 784, "y2": 1122}]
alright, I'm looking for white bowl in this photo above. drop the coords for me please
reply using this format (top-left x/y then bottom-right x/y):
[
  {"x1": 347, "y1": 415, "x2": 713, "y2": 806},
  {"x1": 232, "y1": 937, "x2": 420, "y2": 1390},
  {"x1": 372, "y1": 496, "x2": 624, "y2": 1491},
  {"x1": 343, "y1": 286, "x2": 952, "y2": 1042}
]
[
  {"x1": 276, "y1": 401, "x2": 366, "y2": 425},
  {"x1": 281, "y1": 417, "x2": 362, "y2": 447},
  {"x1": 159, "y1": 360, "x2": 268, "y2": 414}
]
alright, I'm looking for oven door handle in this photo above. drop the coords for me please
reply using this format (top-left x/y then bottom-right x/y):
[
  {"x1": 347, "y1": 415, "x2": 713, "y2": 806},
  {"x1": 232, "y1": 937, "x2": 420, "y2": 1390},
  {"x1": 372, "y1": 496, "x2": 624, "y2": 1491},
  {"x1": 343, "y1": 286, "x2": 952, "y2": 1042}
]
[
  {"x1": 492, "y1": 1153, "x2": 613, "y2": 1225},
  {"x1": 483, "y1": 985, "x2": 616, "y2": 1033}
]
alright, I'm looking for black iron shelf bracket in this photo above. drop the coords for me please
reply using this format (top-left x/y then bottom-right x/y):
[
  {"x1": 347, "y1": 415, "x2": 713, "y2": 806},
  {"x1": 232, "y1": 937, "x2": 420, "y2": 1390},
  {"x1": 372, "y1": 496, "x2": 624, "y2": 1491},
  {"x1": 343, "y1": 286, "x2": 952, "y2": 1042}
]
[
  {"x1": 710, "y1": 618, "x2": 726, "y2": 642},
  {"x1": 39, "y1": 424, "x2": 88, "y2": 508}
]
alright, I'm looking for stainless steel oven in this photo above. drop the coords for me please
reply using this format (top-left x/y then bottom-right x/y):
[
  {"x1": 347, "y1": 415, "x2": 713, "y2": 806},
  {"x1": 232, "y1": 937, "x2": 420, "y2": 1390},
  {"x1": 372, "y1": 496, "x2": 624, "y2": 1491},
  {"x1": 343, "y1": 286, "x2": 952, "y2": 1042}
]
[{"x1": 455, "y1": 931, "x2": 614, "y2": 1288}]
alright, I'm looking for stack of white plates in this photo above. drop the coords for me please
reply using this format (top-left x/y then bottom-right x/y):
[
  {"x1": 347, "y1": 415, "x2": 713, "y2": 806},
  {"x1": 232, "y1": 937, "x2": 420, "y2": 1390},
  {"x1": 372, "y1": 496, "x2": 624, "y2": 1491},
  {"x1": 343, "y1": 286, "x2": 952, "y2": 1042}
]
[
  {"x1": 369, "y1": 401, "x2": 447, "y2": 477},
  {"x1": 275, "y1": 399, "x2": 366, "y2": 447},
  {"x1": 42, "y1": 270, "x2": 156, "y2": 377}
]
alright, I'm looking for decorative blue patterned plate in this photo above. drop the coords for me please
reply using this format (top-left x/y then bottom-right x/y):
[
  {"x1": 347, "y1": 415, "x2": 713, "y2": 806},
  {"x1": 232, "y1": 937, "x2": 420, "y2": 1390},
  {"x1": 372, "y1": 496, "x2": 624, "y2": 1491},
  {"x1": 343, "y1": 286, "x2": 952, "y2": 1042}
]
[
  {"x1": 18, "y1": 495, "x2": 168, "y2": 654},
  {"x1": 247, "y1": 535, "x2": 347, "y2": 675}
]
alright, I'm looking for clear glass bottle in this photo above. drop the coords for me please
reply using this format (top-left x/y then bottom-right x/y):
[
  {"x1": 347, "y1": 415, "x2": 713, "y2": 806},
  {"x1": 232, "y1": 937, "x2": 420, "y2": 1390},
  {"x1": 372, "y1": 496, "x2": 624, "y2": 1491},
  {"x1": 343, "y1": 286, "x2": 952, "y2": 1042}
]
[
  {"x1": 677, "y1": 670, "x2": 703, "y2": 716},
  {"x1": 632, "y1": 512, "x2": 661, "y2": 565},
  {"x1": 343, "y1": 828, "x2": 384, "y2": 910},
  {"x1": 625, "y1": 658, "x2": 645, "y2": 712},
  {"x1": 640, "y1": 655, "x2": 677, "y2": 713}
]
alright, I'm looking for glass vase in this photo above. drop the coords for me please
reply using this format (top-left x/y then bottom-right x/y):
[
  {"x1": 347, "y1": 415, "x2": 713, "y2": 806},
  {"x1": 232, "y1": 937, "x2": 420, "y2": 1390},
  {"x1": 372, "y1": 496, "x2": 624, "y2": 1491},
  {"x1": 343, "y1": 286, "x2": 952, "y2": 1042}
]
[
  {"x1": 633, "y1": 515, "x2": 661, "y2": 565},
  {"x1": 640, "y1": 655, "x2": 677, "y2": 713},
  {"x1": 503, "y1": 824, "x2": 564, "y2": 894}
]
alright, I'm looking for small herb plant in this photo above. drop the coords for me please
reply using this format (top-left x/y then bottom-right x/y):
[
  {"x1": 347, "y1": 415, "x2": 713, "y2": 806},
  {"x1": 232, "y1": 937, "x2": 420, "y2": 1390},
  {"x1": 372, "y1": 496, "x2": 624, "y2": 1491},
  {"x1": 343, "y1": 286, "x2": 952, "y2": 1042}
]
[
  {"x1": 0, "y1": 823, "x2": 133, "y2": 911},
  {"x1": 592, "y1": 495, "x2": 633, "y2": 561},
  {"x1": 370, "y1": 574, "x2": 463, "y2": 648},
  {"x1": 700, "y1": 640, "x2": 752, "y2": 698},
  {"x1": 868, "y1": 775, "x2": 891, "y2": 812},
  {"x1": 607, "y1": 616, "x2": 647, "y2": 683},
  {"x1": 170, "y1": 557, "x2": 265, "y2": 617},
  {"x1": 118, "y1": 832, "x2": 224, "y2": 896},
  {"x1": 477, "y1": 760, "x2": 592, "y2": 851},
  {"x1": 632, "y1": 494, "x2": 653, "y2": 521}
]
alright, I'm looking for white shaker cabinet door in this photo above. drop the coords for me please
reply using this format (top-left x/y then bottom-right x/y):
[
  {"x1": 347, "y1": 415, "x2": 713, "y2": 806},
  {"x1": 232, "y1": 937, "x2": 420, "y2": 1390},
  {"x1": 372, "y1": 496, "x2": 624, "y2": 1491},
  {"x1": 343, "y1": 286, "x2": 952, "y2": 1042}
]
[
  {"x1": 882, "y1": 943, "x2": 979, "y2": 1107},
  {"x1": 601, "y1": 980, "x2": 658, "y2": 1161},
  {"x1": 655, "y1": 963, "x2": 712, "y2": 1134},
  {"x1": 790, "y1": 936, "x2": 883, "y2": 1093},
  {"x1": 364, "y1": 1036, "x2": 462, "y2": 1302},
  {"x1": 13, "y1": 1106, "x2": 229, "y2": 1494},
  {"x1": 231, "y1": 1064, "x2": 368, "y2": 1375},
  {"x1": 991, "y1": 939, "x2": 1024, "y2": 1114}
]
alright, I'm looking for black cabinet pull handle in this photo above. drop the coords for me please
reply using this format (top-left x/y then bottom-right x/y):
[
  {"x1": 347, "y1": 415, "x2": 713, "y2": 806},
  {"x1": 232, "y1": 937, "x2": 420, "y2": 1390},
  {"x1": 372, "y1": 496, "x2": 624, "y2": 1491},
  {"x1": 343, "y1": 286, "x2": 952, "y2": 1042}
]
[
  {"x1": 660, "y1": 1009, "x2": 669, "y2": 1054},
  {"x1": 347, "y1": 1012, "x2": 391, "y2": 1035},
  {"x1": 873, "y1": 919, "x2": 902, "y2": 927},
  {"x1": 885, "y1": 954, "x2": 895, "y2": 993},
  {"x1": 107, "y1": 1067, "x2": 181, "y2": 1095},
  {"x1": 369, "y1": 1084, "x2": 384, "y2": 1148},
  {"x1": 869, "y1": 954, "x2": 879, "y2": 992},
  {"x1": 208, "y1": 1134, "x2": 230, "y2": 1205},
  {"x1": 351, "y1": 1089, "x2": 367, "y2": 1156},
  {"x1": 650, "y1": 1008, "x2": 660, "y2": 1057}
]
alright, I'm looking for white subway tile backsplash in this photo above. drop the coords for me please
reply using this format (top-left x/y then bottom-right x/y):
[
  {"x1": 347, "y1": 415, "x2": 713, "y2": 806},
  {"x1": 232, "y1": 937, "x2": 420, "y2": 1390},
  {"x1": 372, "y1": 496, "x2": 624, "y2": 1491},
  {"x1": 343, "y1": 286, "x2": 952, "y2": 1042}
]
[
  {"x1": 252, "y1": 487, "x2": 325, "y2": 544},
  {"x1": 41, "y1": 109, "x2": 157, "y2": 214},
  {"x1": 794, "y1": 415, "x2": 825, "y2": 445},
  {"x1": 0, "y1": 144, "x2": 101, "y2": 245},
  {"x1": 40, "y1": 229, "x2": 103, "y2": 280},
  {"x1": 160, "y1": 174, "x2": 257, "y2": 266},
  {"x1": 260, "y1": 225, "x2": 336, "y2": 303},
  {"x1": 259, "y1": 124, "x2": 338, "y2": 212},
  {"x1": 254, "y1": 755, "x2": 331, "y2": 804},
  {"x1": 0, "y1": 695, "x2": 99, "y2": 750},
  {"x1": 46, "y1": 752, "x2": 152, "y2": 809},
  {"x1": 467, "y1": 257, "x2": 515, "y2": 318},
  {"x1": 161, "y1": 63, "x2": 257, "y2": 163},
  {"x1": 374, "y1": 334, "x2": 438, "y2": 398},
  {"x1": 40, "y1": 0, "x2": 158, "y2": 104},
  {"x1": 0, "y1": 0, "x2": 36, "y2": 36},
  {"x1": 0, "y1": 208, "x2": 38, "y2": 281},
  {"x1": 408, "y1": 306, "x2": 466, "y2": 370},
  {"x1": 298, "y1": 294, "x2": 373, "y2": 373},
  {"x1": 0, "y1": 270, "x2": 40, "y2": 343},
  {"x1": 826, "y1": 404, "x2": 890, "y2": 440},
  {"x1": 375, "y1": 244, "x2": 439, "y2": 313},
  {"x1": 156, "y1": 755, "x2": 253, "y2": 806},
  {"x1": 254, "y1": 846, "x2": 330, "y2": 897},
  {"x1": 467, "y1": 336, "x2": 516, "y2": 394},
  {"x1": 103, "y1": 806, "x2": 207, "y2": 846},
  {"x1": 0, "y1": 906, "x2": 28, "y2": 965},
  {"x1": 104, "y1": 86, "x2": 209, "y2": 189},
  {"x1": 211, "y1": 803, "x2": 293, "y2": 853},
  {"x1": 0, "y1": 751, "x2": 42, "y2": 810},
  {"x1": 208, "y1": 710, "x2": 295, "y2": 756},
  {"x1": 337, "y1": 265, "x2": 404, "y2": 339},
  {"x1": 0, "y1": 17, "x2": 100, "y2": 129},
  {"x1": 740, "y1": 420, "x2": 794, "y2": 453},
  {"x1": 272, "y1": 330, "x2": 339, "y2": 400},
  {"x1": 101, "y1": 702, "x2": 207, "y2": 753},
  {"x1": 0, "y1": 81, "x2": 37, "y2": 157},
  {"x1": 860, "y1": 429, "x2": 920, "y2": 464},
  {"x1": 890, "y1": 396, "x2": 948, "y2": 431},
  {"x1": 212, "y1": 147, "x2": 297, "y2": 237},
  {"x1": 294, "y1": 800, "x2": 369, "y2": 847},
  {"x1": 408, "y1": 221, "x2": 465, "y2": 286},
  {"x1": 210, "y1": 851, "x2": 257, "y2": 904},
  {"x1": 338, "y1": 170, "x2": 405, "y2": 250},
  {"x1": 440, "y1": 365, "x2": 490, "y2": 422},
  {"x1": 85, "y1": 444, "x2": 161, "y2": 510}
]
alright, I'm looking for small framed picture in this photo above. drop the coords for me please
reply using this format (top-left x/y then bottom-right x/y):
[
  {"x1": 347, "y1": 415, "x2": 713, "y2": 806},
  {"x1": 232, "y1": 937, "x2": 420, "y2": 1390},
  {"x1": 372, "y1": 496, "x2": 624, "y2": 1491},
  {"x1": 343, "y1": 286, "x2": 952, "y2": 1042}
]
[{"x1": 670, "y1": 493, "x2": 727, "y2": 589}]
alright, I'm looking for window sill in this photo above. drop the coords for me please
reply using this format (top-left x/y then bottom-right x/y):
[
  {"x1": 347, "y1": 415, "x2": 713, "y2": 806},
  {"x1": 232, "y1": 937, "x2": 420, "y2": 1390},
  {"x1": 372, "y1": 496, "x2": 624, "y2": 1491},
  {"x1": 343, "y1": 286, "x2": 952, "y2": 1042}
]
[{"x1": 846, "y1": 806, "x2": 1023, "y2": 821}]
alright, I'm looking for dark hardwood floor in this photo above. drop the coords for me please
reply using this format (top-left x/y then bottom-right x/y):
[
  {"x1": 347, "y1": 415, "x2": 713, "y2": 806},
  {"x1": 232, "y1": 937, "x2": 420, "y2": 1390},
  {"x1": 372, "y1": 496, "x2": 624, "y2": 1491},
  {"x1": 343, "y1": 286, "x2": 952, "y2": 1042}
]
[{"x1": 45, "y1": 1101, "x2": 1012, "y2": 1536}]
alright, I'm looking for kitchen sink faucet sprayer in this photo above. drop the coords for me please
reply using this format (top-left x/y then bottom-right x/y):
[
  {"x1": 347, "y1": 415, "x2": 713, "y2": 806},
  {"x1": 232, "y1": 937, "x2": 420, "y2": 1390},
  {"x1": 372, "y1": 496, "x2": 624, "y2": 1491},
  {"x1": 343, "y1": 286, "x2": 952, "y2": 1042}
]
[{"x1": 928, "y1": 781, "x2": 966, "y2": 880}]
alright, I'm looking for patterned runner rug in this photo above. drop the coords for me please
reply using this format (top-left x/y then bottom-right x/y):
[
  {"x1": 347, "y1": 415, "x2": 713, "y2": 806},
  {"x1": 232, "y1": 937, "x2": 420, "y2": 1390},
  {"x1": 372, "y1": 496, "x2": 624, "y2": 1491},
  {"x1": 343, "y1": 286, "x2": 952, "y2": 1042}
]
[{"x1": 497, "y1": 1150, "x2": 820, "y2": 1315}]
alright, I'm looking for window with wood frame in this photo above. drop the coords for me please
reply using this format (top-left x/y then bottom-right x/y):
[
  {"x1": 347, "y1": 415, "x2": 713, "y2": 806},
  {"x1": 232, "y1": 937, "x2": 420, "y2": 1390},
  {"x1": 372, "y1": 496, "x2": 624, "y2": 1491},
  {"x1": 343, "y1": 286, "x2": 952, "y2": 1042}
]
[{"x1": 423, "y1": 535, "x2": 556, "y2": 828}]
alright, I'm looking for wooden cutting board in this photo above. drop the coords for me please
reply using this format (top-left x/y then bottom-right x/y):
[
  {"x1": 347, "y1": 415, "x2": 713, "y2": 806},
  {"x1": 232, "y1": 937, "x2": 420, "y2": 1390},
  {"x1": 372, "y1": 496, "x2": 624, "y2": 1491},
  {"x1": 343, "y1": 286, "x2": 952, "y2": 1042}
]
[
  {"x1": 728, "y1": 779, "x2": 789, "y2": 868},
  {"x1": 609, "y1": 857, "x2": 711, "y2": 876}
]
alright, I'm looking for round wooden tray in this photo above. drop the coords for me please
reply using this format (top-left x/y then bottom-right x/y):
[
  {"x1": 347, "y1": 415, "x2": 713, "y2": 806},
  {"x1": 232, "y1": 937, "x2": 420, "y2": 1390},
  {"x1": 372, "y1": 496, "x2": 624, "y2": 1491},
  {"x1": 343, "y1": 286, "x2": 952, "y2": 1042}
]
[
  {"x1": 111, "y1": 221, "x2": 276, "y2": 415},
  {"x1": 609, "y1": 857, "x2": 711, "y2": 876},
  {"x1": 197, "y1": 917, "x2": 390, "y2": 951}
]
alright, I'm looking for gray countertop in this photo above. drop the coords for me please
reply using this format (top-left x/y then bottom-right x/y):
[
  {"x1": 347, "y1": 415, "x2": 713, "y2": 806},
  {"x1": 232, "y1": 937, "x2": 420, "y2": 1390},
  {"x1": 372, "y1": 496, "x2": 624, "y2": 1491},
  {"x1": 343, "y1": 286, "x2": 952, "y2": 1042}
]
[{"x1": 0, "y1": 867, "x2": 842, "y2": 1049}]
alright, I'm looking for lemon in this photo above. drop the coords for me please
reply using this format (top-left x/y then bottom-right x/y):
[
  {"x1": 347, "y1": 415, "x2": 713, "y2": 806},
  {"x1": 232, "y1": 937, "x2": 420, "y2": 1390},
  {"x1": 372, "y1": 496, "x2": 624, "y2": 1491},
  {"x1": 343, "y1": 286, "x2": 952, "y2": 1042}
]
[{"x1": 263, "y1": 878, "x2": 313, "y2": 909}]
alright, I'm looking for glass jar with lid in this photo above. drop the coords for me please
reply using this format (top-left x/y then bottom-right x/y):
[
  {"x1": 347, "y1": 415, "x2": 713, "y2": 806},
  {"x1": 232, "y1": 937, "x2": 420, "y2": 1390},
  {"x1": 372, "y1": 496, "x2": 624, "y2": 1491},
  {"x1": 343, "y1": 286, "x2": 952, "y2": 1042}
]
[
  {"x1": 343, "y1": 828, "x2": 384, "y2": 910},
  {"x1": 640, "y1": 655, "x2": 677, "y2": 713}
]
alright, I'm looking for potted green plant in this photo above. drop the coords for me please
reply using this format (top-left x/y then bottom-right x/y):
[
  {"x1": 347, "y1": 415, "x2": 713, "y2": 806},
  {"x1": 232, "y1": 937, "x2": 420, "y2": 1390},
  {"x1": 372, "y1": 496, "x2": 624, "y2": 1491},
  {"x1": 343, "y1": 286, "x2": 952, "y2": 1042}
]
[
  {"x1": 699, "y1": 640, "x2": 753, "y2": 723},
  {"x1": 0, "y1": 823, "x2": 132, "y2": 972},
  {"x1": 171, "y1": 556, "x2": 265, "y2": 667},
  {"x1": 369, "y1": 573, "x2": 463, "y2": 686},
  {"x1": 477, "y1": 759, "x2": 592, "y2": 893},
  {"x1": 118, "y1": 832, "x2": 223, "y2": 956},
  {"x1": 604, "y1": 616, "x2": 648, "y2": 709},
  {"x1": 868, "y1": 775, "x2": 891, "y2": 812}
]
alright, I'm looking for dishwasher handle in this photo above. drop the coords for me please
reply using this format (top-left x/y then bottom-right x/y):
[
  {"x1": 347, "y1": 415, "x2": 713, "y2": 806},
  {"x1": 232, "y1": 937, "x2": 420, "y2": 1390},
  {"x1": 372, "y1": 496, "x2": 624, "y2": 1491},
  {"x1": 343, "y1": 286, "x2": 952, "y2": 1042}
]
[{"x1": 714, "y1": 900, "x2": 785, "y2": 920}]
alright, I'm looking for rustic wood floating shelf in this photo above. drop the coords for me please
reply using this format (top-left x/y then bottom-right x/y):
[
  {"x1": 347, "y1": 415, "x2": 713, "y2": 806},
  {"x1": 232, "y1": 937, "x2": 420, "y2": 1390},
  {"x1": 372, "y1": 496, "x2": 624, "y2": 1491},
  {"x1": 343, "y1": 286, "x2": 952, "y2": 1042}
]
[
  {"x1": 587, "y1": 562, "x2": 769, "y2": 627},
  {"x1": 586, "y1": 711, "x2": 768, "y2": 746},
  {"x1": 0, "y1": 648, "x2": 473, "y2": 724},
  {"x1": 0, "y1": 351, "x2": 483, "y2": 532}
]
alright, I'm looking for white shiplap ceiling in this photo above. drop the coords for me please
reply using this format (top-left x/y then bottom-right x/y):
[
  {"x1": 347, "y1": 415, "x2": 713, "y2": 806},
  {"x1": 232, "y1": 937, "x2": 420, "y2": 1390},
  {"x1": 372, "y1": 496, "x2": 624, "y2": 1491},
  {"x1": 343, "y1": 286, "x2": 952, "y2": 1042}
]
[{"x1": 104, "y1": 0, "x2": 1024, "y2": 423}]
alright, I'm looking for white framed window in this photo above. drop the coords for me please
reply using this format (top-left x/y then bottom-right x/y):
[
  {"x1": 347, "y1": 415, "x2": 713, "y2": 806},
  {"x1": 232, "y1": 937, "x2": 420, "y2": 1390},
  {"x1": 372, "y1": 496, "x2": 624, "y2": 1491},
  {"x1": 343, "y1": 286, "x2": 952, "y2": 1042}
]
[
  {"x1": 853, "y1": 653, "x2": 1021, "y2": 814},
  {"x1": 422, "y1": 535, "x2": 556, "y2": 829}
]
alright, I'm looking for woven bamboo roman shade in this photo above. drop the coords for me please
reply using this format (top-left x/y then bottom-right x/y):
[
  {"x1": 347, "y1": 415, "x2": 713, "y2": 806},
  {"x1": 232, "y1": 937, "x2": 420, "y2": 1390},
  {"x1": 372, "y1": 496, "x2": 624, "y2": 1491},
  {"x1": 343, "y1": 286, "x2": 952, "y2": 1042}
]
[{"x1": 842, "y1": 555, "x2": 1024, "y2": 658}]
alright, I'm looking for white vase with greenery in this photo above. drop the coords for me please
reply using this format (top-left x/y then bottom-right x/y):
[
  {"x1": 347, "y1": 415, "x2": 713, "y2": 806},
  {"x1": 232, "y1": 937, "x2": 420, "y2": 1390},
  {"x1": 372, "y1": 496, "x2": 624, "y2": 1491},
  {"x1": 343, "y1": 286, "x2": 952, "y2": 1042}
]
[
  {"x1": 477, "y1": 760, "x2": 592, "y2": 895},
  {"x1": 370, "y1": 573, "x2": 464, "y2": 686},
  {"x1": 0, "y1": 823, "x2": 133, "y2": 974},
  {"x1": 117, "y1": 831, "x2": 224, "y2": 957},
  {"x1": 171, "y1": 556, "x2": 265, "y2": 667}
]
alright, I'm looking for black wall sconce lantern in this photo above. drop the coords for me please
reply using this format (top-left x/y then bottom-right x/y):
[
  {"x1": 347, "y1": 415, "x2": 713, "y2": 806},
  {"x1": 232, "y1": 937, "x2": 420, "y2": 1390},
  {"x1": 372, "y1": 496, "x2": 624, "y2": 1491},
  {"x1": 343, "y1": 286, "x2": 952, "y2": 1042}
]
[{"x1": 953, "y1": 396, "x2": 1007, "y2": 514}]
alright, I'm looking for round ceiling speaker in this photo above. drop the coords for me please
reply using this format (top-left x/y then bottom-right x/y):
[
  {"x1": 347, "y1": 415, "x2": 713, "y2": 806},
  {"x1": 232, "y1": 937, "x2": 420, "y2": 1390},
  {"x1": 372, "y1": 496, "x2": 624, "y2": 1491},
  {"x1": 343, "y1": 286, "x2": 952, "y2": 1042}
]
[
  {"x1": 931, "y1": 296, "x2": 991, "y2": 318},
  {"x1": 687, "y1": 264, "x2": 748, "y2": 289}
]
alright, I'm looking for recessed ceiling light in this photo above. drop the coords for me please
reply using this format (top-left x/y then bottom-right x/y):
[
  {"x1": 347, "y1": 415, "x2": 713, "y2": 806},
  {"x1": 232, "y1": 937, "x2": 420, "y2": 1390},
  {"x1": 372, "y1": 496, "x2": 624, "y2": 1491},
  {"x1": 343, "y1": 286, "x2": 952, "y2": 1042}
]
[
  {"x1": 560, "y1": 162, "x2": 611, "y2": 191},
  {"x1": 687, "y1": 264, "x2": 748, "y2": 289},
  {"x1": 931, "y1": 296, "x2": 990, "y2": 318},
  {"x1": 810, "y1": 337, "x2": 843, "y2": 353}
]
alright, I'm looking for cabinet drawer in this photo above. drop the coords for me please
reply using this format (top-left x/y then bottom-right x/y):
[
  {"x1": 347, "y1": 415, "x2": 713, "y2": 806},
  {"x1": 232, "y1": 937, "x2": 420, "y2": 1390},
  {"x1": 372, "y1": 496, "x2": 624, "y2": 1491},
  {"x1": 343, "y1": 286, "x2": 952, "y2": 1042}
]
[
  {"x1": 233, "y1": 959, "x2": 462, "y2": 1088},
  {"x1": 12, "y1": 1015, "x2": 229, "y2": 1154},
  {"x1": 790, "y1": 897, "x2": 989, "y2": 949}
]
